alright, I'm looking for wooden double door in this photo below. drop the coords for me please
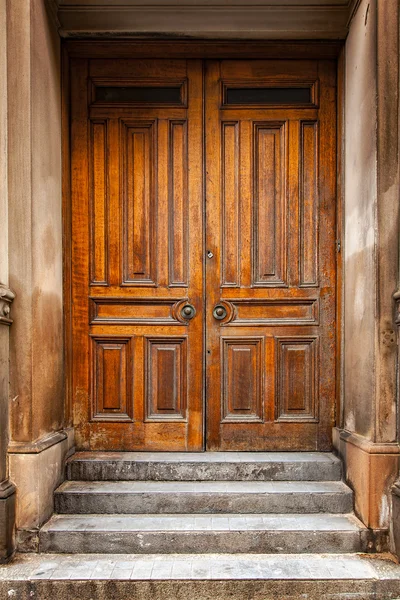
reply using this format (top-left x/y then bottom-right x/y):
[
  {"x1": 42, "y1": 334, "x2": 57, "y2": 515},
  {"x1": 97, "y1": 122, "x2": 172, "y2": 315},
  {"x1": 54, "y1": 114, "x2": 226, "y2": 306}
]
[{"x1": 70, "y1": 57, "x2": 337, "y2": 451}]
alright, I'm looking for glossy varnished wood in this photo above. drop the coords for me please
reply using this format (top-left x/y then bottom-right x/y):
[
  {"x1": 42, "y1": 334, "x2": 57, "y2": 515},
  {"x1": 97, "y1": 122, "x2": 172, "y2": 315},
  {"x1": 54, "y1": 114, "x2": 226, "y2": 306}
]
[
  {"x1": 205, "y1": 59, "x2": 337, "y2": 450},
  {"x1": 69, "y1": 48, "x2": 337, "y2": 452},
  {"x1": 71, "y1": 59, "x2": 203, "y2": 450}
]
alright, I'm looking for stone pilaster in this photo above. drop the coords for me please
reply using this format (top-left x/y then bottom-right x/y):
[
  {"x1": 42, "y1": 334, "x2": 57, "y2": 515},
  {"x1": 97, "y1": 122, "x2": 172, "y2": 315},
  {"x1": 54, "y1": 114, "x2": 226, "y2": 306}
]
[
  {"x1": 335, "y1": 0, "x2": 400, "y2": 533},
  {"x1": 5, "y1": 0, "x2": 65, "y2": 542}
]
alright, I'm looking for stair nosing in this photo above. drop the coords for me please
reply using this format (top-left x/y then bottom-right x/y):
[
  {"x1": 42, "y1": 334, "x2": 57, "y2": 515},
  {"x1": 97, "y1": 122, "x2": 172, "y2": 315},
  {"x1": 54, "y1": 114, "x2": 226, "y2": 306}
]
[
  {"x1": 41, "y1": 512, "x2": 367, "y2": 533},
  {"x1": 55, "y1": 480, "x2": 352, "y2": 494}
]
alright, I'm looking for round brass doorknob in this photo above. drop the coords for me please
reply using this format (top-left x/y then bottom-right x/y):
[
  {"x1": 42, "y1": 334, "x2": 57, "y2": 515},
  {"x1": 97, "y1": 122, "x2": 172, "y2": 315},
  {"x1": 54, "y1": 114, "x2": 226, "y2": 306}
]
[
  {"x1": 180, "y1": 304, "x2": 196, "y2": 320},
  {"x1": 213, "y1": 304, "x2": 227, "y2": 320}
]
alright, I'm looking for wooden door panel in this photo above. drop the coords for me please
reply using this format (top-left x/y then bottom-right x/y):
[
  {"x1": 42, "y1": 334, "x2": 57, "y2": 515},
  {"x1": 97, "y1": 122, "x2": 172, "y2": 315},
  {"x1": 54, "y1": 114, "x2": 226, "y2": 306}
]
[
  {"x1": 71, "y1": 55, "x2": 337, "y2": 452},
  {"x1": 121, "y1": 120, "x2": 156, "y2": 285},
  {"x1": 252, "y1": 121, "x2": 287, "y2": 287},
  {"x1": 91, "y1": 336, "x2": 134, "y2": 421},
  {"x1": 146, "y1": 337, "x2": 187, "y2": 421},
  {"x1": 71, "y1": 59, "x2": 203, "y2": 451},
  {"x1": 206, "y1": 59, "x2": 336, "y2": 451},
  {"x1": 221, "y1": 337, "x2": 265, "y2": 423}
]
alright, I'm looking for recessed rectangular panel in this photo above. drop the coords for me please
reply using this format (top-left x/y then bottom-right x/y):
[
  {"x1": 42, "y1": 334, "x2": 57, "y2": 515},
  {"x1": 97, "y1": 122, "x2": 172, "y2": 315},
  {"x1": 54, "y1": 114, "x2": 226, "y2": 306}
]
[
  {"x1": 252, "y1": 123, "x2": 287, "y2": 287},
  {"x1": 276, "y1": 337, "x2": 318, "y2": 422},
  {"x1": 226, "y1": 87, "x2": 312, "y2": 105},
  {"x1": 146, "y1": 338, "x2": 187, "y2": 421},
  {"x1": 95, "y1": 86, "x2": 183, "y2": 105},
  {"x1": 227, "y1": 299, "x2": 319, "y2": 326},
  {"x1": 222, "y1": 122, "x2": 240, "y2": 287},
  {"x1": 300, "y1": 121, "x2": 319, "y2": 286},
  {"x1": 92, "y1": 337, "x2": 133, "y2": 422},
  {"x1": 169, "y1": 121, "x2": 189, "y2": 286},
  {"x1": 222, "y1": 338, "x2": 264, "y2": 422},
  {"x1": 90, "y1": 298, "x2": 182, "y2": 325},
  {"x1": 122, "y1": 121, "x2": 156, "y2": 285},
  {"x1": 90, "y1": 120, "x2": 108, "y2": 285}
]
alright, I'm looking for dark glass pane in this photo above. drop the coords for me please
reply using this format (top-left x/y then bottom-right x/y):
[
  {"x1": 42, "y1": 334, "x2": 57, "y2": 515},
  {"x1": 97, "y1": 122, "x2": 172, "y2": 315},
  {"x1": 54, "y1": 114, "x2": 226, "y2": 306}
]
[
  {"x1": 226, "y1": 87, "x2": 311, "y2": 105},
  {"x1": 95, "y1": 86, "x2": 182, "y2": 104}
]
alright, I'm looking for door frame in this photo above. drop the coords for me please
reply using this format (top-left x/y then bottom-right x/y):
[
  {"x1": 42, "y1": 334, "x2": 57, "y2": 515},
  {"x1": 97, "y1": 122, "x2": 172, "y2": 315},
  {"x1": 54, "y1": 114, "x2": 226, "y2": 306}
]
[{"x1": 62, "y1": 40, "x2": 344, "y2": 445}]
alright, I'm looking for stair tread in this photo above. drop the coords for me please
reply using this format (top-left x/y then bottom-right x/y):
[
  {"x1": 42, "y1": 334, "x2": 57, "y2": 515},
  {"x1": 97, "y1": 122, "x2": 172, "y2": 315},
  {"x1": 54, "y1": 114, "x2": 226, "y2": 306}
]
[
  {"x1": 2, "y1": 552, "x2": 396, "y2": 582},
  {"x1": 43, "y1": 513, "x2": 366, "y2": 532},
  {"x1": 68, "y1": 451, "x2": 340, "y2": 464},
  {"x1": 56, "y1": 480, "x2": 351, "y2": 494}
]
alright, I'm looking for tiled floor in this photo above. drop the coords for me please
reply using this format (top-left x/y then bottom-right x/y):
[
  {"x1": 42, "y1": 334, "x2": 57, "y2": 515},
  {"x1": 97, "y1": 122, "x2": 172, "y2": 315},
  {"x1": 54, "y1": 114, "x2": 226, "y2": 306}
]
[{"x1": 1, "y1": 553, "x2": 399, "y2": 581}]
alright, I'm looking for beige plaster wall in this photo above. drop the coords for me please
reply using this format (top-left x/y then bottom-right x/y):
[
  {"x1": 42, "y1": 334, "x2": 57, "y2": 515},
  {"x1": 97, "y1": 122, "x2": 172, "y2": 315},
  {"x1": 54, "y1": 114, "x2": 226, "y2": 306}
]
[{"x1": 8, "y1": 0, "x2": 63, "y2": 445}]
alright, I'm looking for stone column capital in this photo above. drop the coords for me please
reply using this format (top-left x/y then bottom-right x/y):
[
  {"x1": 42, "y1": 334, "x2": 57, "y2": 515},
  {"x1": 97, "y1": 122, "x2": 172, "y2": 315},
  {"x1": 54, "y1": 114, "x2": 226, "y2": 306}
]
[
  {"x1": 394, "y1": 290, "x2": 400, "y2": 324},
  {"x1": 0, "y1": 284, "x2": 15, "y2": 326}
]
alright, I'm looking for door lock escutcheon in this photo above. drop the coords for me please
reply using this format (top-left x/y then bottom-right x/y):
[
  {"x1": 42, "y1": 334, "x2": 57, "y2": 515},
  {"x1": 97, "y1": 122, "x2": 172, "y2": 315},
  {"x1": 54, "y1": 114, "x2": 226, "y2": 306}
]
[
  {"x1": 180, "y1": 303, "x2": 196, "y2": 320},
  {"x1": 213, "y1": 304, "x2": 227, "y2": 320}
]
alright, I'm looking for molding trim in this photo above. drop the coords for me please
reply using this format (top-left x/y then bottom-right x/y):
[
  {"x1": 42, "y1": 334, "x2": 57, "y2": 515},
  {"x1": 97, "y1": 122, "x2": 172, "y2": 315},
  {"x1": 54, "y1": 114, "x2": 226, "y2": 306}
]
[
  {"x1": 45, "y1": 0, "x2": 61, "y2": 30},
  {"x1": 56, "y1": 2, "x2": 352, "y2": 39},
  {"x1": 337, "y1": 428, "x2": 400, "y2": 455},
  {"x1": 0, "y1": 480, "x2": 16, "y2": 500},
  {"x1": 0, "y1": 284, "x2": 15, "y2": 326},
  {"x1": 8, "y1": 430, "x2": 68, "y2": 455},
  {"x1": 64, "y1": 39, "x2": 343, "y2": 60}
]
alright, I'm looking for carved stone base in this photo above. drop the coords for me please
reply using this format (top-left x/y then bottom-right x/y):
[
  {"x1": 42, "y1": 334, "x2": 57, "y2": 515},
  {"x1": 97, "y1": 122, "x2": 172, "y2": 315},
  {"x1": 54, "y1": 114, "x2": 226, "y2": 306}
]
[
  {"x1": 0, "y1": 480, "x2": 16, "y2": 562},
  {"x1": 333, "y1": 428, "x2": 400, "y2": 530},
  {"x1": 8, "y1": 428, "x2": 74, "y2": 551}
]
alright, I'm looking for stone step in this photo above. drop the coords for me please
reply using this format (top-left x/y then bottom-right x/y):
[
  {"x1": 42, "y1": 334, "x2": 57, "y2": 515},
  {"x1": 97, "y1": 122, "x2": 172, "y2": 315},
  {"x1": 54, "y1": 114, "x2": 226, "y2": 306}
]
[
  {"x1": 40, "y1": 513, "x2": 368, "y2": 554},
  {"x1": 54, "y1": 480, "x2": 353, "y2": 515},
  {"x1": 66, "y1": 452, "x2": 342, "y2": 482},
  {"x1": 2, "y1": 552, "x2": 400, "y2": 600}
]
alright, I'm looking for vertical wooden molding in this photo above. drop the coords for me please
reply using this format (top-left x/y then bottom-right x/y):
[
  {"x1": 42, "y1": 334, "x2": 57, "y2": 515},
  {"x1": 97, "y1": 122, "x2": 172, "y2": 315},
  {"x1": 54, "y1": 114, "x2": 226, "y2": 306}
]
[{"x1": 336, "y1": 45, "x2": 345, "y2": 431}]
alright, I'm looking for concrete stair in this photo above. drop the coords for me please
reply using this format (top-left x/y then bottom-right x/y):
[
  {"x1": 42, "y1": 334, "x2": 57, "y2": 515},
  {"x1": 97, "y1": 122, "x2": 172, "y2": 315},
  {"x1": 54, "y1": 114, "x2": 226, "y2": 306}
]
[
  {"x1": 40, "y1": 452, "x2": 369, "y2": 555},
  {"x1": 53, "y1": 480, "x2": 354, "y2": 515},
  {"x1": 40, "y1": 512, "x2": 368, "y2": 554},
  {"x1": 3, "y1": 552, "x2": 400, "y2": 600},
  {"x1": 65, "y1": 450, "x2": 342, "y2": 481},
  {"x1": 4, "y1": 452, "x2": 397, "y2": 599}
]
